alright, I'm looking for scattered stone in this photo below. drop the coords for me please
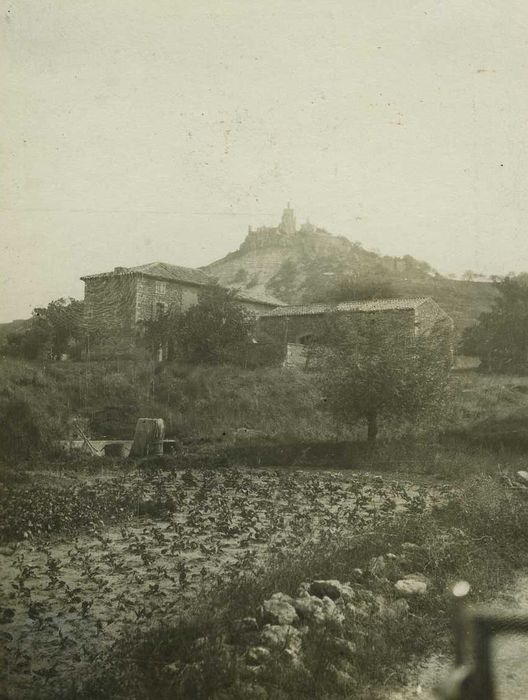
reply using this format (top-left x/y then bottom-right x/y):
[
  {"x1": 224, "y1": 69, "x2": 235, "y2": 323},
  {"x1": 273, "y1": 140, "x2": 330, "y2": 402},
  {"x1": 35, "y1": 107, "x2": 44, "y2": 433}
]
[
  {"x1": 517, "y1": 470, "x2": 528, "y2": 486},
  {"x1": 395, "y1": 575, "x2": 427, "y2": 597},
  {"x1": 401, "y1": 542, "x2": 421, "y2": 553},
  {"x1": 386, "y1": 552, "x2": 398, "y2": 560},
  {"x1": 351, "y1": 568, "x2": 364, "y2": 580},
  {"x1": 262, "y1": 597, "x2": 298, "y2": 626},
  {"x1": 260, "y1": 624, "x2": 302, "y2": 657},
  {"x1": 403, "y1": 572, "x2": 429, "y2": 584},
  {"x1": 246, "y1": 646, "x2": 272, "y2": 666}
]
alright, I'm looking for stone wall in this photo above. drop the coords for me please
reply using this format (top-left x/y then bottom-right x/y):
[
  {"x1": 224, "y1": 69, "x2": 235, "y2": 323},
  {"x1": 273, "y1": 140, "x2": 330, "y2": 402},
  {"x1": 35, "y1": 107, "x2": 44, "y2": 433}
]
[
  {"x1": 134, "y1": 276, "x2": 200, "y2": 322},
  {"x1": 258, "y1": 309, "x2": 416, "y2": 346},
  {"x1": 83, "y1": 275, "x2": 138, "y2": 355}
]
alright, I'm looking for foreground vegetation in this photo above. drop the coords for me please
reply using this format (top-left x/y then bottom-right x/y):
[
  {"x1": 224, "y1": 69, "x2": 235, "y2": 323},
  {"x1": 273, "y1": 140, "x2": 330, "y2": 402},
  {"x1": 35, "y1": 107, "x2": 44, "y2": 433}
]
[{"x1": 1, "y1": 462, "x2": 526, "y2": 699}]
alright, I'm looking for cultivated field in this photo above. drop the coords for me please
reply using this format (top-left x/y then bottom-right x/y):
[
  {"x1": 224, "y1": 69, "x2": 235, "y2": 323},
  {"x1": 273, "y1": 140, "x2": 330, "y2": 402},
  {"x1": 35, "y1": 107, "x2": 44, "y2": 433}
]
[{"x1": 0, "y1": 466, "x2": 436, "y2": 698}]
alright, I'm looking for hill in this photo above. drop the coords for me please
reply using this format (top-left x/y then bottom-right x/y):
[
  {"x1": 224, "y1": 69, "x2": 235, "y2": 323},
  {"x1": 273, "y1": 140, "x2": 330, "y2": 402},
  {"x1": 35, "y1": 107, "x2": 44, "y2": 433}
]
[
  {"x1": 0, "y1": 319, "x2": 32, "y2": 345},
  {"x1": 204, "y1": 207, "x2": 497, "y2": 337}
]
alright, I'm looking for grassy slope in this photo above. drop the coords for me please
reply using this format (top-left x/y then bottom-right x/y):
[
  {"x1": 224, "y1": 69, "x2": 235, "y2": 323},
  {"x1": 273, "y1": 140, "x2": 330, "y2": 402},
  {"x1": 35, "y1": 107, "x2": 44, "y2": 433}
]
[
  {"x1": 0, "y1": 357, "x2": 337, "y2": 443},
  {"x1": 4, "y1": 356, "x2": 528, "y2": 450}
]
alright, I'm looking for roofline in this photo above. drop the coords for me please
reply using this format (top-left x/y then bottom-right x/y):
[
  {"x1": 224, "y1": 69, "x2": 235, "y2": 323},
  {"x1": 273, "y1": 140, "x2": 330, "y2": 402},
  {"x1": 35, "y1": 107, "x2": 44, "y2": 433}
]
[
  {"x1": 259, "y1": 297, "x2": 433, "y2": 318},
  {"x1": 80, "y1": 270, "x2": 212, "y2": 287},
  {"x1": 235, "y1": 294, "x2": 285, "y2": 307}
]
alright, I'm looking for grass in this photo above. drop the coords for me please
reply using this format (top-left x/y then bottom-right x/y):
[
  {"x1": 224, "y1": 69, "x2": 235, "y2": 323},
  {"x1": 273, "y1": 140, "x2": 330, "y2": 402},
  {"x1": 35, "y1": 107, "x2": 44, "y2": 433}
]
[{"x1": 0, "y1": 356, "x2": 339, "y2": 447}]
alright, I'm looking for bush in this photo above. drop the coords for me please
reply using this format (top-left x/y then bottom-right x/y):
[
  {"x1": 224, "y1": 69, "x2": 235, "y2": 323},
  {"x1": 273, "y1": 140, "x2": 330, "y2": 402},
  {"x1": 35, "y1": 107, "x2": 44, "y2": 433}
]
[{"x1": 0, "y1": 397, "x2": 61, "y2": 461}]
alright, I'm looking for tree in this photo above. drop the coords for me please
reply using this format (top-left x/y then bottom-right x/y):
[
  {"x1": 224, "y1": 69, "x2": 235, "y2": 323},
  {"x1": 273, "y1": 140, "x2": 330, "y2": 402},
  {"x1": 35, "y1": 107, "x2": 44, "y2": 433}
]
[
  {"x1": 461, "y1": 275, "x2": 528, "y2": 372},
  {"x1": 314, "y1": 316, "x2": 451, "y2": 442},
  {"x1": 176, "y1": 285, "x2": 255, "y2": 365},
  {"x1": 315, "y1": 275, "x2": 396, "y2": 303},
  {"x1": 140, "y1": 306, "x2": 181, "y2": 361},
  {"x1": 2, "y1": 298, "x2": 84, "y2": 360}
]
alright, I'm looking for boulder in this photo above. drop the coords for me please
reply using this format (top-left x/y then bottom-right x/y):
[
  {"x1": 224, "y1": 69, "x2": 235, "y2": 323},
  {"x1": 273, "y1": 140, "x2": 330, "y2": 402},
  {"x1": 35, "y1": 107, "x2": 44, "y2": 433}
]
[{"x1": 262, "y1": 597, "x2": 298, "y2": 626}]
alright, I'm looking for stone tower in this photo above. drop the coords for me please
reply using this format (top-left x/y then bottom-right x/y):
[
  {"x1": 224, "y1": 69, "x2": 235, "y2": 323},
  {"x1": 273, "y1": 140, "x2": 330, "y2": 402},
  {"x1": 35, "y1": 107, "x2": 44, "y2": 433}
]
[{"x1": 279, "y1": 202, "x2": 296, "y2": 235}]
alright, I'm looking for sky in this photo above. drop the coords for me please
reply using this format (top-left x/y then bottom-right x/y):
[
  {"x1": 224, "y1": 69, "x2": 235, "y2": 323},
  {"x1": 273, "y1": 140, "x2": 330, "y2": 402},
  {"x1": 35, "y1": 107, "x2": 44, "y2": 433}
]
[{"x1": 2, "y1": 0, "x2": 528, "y2": 322}]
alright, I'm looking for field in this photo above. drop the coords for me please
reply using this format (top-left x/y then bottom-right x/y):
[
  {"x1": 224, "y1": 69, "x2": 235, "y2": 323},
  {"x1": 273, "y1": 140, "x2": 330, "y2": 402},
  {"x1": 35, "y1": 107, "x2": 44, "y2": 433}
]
[
  {"x1": 3, "y1": 362, "x2": 528, "y2": 697},
  {"x1": 0, "y1": 464, "x2": 437, "y2": 698}
]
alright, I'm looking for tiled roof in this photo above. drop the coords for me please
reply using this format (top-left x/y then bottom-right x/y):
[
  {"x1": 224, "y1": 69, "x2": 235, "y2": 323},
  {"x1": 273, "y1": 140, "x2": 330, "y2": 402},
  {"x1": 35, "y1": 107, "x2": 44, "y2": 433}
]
[
  {"x1": 260, "y1": 298, "x2": 431, "y2": 317},
  {"x1": 81, "y1": 262, "x2": 214, "y2": 286},
  {"x1": 235, "y1": 292, "x2": 285, "y2": 307}
]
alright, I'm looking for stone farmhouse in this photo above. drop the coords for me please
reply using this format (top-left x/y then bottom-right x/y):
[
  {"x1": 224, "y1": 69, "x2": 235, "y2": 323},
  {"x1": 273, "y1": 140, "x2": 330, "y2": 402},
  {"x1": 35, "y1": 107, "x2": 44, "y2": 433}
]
[
  {"x1": 258, "y1": 297, "x2": 454, "y2": 368},
  {"x1": 81, "y1": 261, "x2": 278, "y2": 357}
]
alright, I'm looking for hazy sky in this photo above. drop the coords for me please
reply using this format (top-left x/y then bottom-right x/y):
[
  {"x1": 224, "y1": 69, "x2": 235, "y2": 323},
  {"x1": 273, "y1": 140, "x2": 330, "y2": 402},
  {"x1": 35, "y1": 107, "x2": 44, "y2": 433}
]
[{"x1": 2, "y1": 0, "x2": 528, "y2": 322}]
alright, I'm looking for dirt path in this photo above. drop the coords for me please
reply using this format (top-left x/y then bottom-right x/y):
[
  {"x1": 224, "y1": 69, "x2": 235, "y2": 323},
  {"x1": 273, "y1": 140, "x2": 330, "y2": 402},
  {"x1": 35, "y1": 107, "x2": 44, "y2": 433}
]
[{"x1": 391, "y1": 572, "x2": 528, "y2": 699}]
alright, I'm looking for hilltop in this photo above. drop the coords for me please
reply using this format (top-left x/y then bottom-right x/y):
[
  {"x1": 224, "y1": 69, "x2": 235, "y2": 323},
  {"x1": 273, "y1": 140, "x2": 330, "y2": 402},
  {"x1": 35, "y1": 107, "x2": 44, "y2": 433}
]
[{"x1": 205, "y1": 205, "x2": 497, "y2": 336}]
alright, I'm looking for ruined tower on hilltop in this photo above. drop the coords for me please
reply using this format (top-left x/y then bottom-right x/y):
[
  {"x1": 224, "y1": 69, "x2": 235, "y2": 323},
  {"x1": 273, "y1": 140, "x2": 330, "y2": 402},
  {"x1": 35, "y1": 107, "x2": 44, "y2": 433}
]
[{"x1": 278, "y1": 202, "x2": 297, "y2": 235}]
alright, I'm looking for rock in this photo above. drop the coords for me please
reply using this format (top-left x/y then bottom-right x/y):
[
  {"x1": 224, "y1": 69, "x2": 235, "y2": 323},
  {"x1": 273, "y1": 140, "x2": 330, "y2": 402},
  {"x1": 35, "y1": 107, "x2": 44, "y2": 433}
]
[
  {"x1": 270, "y1": 592, "x2": 294, "y2": 605},
  {"x1": 517, "y1": 470, "x2": 528, "y2": 486},
  {"x1": 403, "y1": 572, "x2": 429, "y2": 584},
  {"x1": 293, "y1": 594, "x2": 344, "y2": 624},
  {"x1": 309, "y1": 580, "x2": 355, "y2": 601},
  {"x1": 350, "y1": 568, "x2": 364, "y2": 581},
  {"x1": 401, "y1": 542, "x2": 422, "y2": 553},
  {"x1": 395, "y1": 577, "x2": 427, "y2": 597},
  {"x1": 262, "y1": 597, "x2": 298, "y2": 626},
  {"x1": 386, "y1": 552, "x2": 398, "y2": 560},
  {"x1": 260, "y1": 624, "x2": 302, "y2": 658},
  {"x1": 321, "y1": 596, "x2": 345, "y2": 624},
  {"x1": 246, "y1": 646, "x2": 272, "y2": 666}
]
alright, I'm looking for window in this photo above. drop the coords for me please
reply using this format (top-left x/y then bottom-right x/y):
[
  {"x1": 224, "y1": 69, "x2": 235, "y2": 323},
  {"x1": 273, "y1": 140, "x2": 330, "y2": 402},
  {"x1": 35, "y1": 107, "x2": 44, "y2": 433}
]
[
  {"x1": 155, "y1": 281, "x2": 167, "y2": 295},
  {"x1": 155, "y1": 301, "x2": 167, "y2": 318}
]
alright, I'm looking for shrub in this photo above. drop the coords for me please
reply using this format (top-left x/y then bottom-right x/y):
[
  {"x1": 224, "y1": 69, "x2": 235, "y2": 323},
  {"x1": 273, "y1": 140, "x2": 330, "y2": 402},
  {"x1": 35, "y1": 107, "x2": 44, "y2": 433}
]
[{"x1": 0, "y1": 397, "x2": 60, "y2": 461}]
